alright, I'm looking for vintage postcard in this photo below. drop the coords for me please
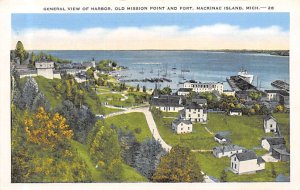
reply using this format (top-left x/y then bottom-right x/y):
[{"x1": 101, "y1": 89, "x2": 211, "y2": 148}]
[{"x1": 1, "y1": 0, "x2": 300, "y2": 190}]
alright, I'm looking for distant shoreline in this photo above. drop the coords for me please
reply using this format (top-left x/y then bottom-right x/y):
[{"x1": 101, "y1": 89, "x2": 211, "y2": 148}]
[{"x1": 23, "y1": 49, "x2": 289, "y2": 57}]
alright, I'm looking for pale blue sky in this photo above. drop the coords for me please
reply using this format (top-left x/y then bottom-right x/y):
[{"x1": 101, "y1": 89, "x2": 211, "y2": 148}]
[{"x1": 12, "y1": 13, "x2": 289, "y2": 32}]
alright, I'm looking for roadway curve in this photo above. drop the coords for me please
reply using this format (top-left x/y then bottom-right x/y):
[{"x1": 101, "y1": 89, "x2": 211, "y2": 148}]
[{"x1": 103, "y1": 107, "x2": 172, "y2": 152}]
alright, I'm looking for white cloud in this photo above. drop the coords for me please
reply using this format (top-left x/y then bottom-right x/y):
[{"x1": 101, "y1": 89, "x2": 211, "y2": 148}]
[{"x1": 11, "y1": 24, "x2": 289, "y2": 50}]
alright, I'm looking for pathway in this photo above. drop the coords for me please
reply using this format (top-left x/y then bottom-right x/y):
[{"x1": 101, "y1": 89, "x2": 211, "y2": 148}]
[
  {"x1": 103, "y1": 107, "x2": 172, "y2": 151},
  {"x1": 204, "y1": 126, "x2": 214, "y2": 135},
  {"x1": 102, "y1": 106, "x2": 214, "y2": 182}
]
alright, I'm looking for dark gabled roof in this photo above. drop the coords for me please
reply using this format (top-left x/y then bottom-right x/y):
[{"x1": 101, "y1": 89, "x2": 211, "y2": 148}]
[
  {"x1": 213, "y1": 145, "x2": 244, "y2": 154},
  {"x1": 151, "y1": 95, "x2": 183, "y2": 107},
  {"x1": 185, "y1": 102, "x2": 202, "y2": 109},
  {"x1": 215, "y1": 134, "x2": 225, "y2": 140},
  {"x1": 272, "y1": 147, "x2": 290, "y2": 155},
  {"x1": 172, "y1": 118, "x2": 192, "y2": 126},
  {"x1": 262, "y1": 137, "x2": 286, "y2": 146},
  {"x1": 257, "y1": 157, "x2": 265, "y2": 164},
  {"x1": 191, "y1": 98, "x2": 207, "y2": 104},
  {"x1": 185, "y1": 80, "x2": 198, "y2": 83},
  {"x1": 235, "y1": 151, "x2": 257, "y2": 161},
  {"x1": 230, "y1": 108, "x2": 242, "y2": 112},
  {"x1": 264, "y1": 115, "x2": 276, "y2": 121},
  {"x1": 178, "y1": 88, "x2": 192, "y2": 92},
  {"x1": 265, "y1": 90, "x2": 280, "y2": 93}
]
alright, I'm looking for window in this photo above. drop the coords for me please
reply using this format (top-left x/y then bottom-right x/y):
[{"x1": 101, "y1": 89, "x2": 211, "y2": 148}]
[
  {"x1": 198, "y1": 114, "x2": 200, "y2": 117},
  {"x1": 231, "y1": 162, "x2": 233, "y2": 168},
  {"x1": 181, "y1": 123, "x2": 183, "y2": 126},
  {"x1": 181, "y1": 128, "x2": 183, "y2": 130},
  {"x1": 234, "y1": 157, "x2": 236, "y2": 161},
  {"x1": 173, "y1": 107, "x2": 175, "y2": 111},
  {"x1": 188, "y1": 127, "x2": 190, "y2": 130},
  {"x1": 235, "y1": 164, "x2": 237, "y2": 169},
  {"x1": 189, "y1": 114, "x2": 191, "y2": 117}
]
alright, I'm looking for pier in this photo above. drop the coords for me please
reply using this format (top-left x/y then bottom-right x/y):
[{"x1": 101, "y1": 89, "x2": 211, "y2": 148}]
[
  {"x1": 119, "y1": 77, "x2": 172, "y2": 83},
  {"x1": 227, "y1": 76, "x2": 257, "y2": 91},
  {"x1": 271, "y1": 80, "x2": 289, "y2": 92}
]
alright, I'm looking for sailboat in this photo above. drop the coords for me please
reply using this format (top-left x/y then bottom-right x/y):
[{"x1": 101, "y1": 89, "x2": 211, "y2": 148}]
[{"x1": 139, "y1": 68, "x2": 144, "y2": 74}]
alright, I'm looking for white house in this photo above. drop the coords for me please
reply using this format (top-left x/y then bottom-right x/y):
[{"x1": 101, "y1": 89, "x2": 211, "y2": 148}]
[
  {"x1": 223, "y1": 90, "x2": 236, "y2": 97},
  {"x1": 229, "y1": 108, "x2": 242, "y2": 116},
  {"x1": 261, "y1": 137, "x2": 286, "y2": 151},
  {"x1": 151, "y1": 95, "x2": 184, "y2": 112},
  {"x1": 177, "y1": 88, "x2": 192, "y2": 96},
  {"x1": 214, "y1": 134, "x2": 228, "y2": 144},
  {"x1": 265, "y1": 90, "x2": 280, "y2": 102},
  {"x1": 230, "y1": 151, "x2": 265, "y2": 175},
  {"x1": 172, "y1": 118, "x2": 193, "y2": 134},
  {"x1": 180, "y1": 102, "x2": 207, "y2": 123},
  {"x1": 213, "y1": 145, "x2": 244, "y2": 158},
  {"x1": 263, "y1": 115, "x2": 277, "y2": 133},
  {"x1": 35, "y1": 61, "x2": 55, "y2": 79},
  {"x1": 181, "y1": 80, "x2": 224, "y2": 94}
]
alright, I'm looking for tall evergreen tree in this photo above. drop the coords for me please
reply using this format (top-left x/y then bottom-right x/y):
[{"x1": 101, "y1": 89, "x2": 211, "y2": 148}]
[
  {"x1": 15, "y1": 41, "x2": 27, "y2": 64},
  {"x1": 22, "y1": 77, "x2": 39, "y2": 109},
  {"x1": 134, "y1": 138, "x2": 166, "y2": 179},
  {"x1": 31, "y1": 92, "x2": 50, "y2": 112}
]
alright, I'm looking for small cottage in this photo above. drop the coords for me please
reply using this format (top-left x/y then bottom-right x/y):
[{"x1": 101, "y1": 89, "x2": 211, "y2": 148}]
[
  {"x1": 172, "y1": 118, "x2": 193, "y2": 134},
  {"x1": 230, "y1": 151, "x2": 265, "y2": 175},
  {"x1": 229, "y1": 108, "x2": 242, "y2": 116},
  {"x1": 272, "y1": 148, "x2": 290, "y2": 162},
  {"x1": 213, "y1": 144, "x2": 244, "y2": 158},
  {"x1": 214, "y1": 134, "x2": 228, "y2": 144},
  {"x1": 263, "y1": 115, "x2": 277, "y2": 133},
  {"x1": 261, "y1": 137, "x2": 286, "y2": 151}
]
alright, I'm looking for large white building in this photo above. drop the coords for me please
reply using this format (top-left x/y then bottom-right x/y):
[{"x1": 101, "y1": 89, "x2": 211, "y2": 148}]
[
  {"x1": 230, "y1": 151, "x2": 265, "y2": 175},
  {"x1": 172, "y1": 118, "x2": 193, "y2": 134},
  {"x1": 35, "y1": 61, "x2": 55, "y2": 79},
  {"x1": 151, "y1": 95, "x2": 184, "y2": 112},
  {"x1": 180, "y1": 102, "x2": 207, "y2": 123},
  {"x1": 180, "y1": 80, "x2": 224, "y2": 94}
]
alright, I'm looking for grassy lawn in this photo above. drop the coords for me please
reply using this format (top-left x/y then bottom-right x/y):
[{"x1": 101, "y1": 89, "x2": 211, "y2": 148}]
[
  {"x1": 194, "y1": 152, "x2": 290, "y2": 182},
  {"x1": 98, "y1": 93, "x2": 136, "y2": 108},
  {"x1": 71, "y1": 140, "x2": 148, "y2": 182},
  {"x1": 155, "y1": 118, "x2": 218, "y2": 150},
  {"x1": 207, "y1": 113, "x2": 271, "y2": 149},
  {"x1": 102, "y1": 106, "x2": 123, "y2": 115},
  {"x1": 162, "y1": 112, "x2": 179, "y2": 117},
  {"x1": 194, "y1": 152, "x2": 229, "y2": 178},
  {"x1": 104, "y1": 112, "x2": 152, "y2": 142},
  {"x1": 21, "y1": 76, "x2": 63, "y2": 108}
]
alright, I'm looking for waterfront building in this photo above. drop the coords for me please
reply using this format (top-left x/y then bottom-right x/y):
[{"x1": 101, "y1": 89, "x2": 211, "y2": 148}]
[{"x1": 180, "y1": 80, "x2": 224, "y2": 94}]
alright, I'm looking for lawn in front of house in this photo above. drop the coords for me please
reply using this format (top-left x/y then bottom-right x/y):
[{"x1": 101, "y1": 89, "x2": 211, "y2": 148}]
[
  {"x1": 155, "y1": 118, "x2": 218, "y2": 150},
  {"x1": 206, "y1": 113, "x2": 271, "y2": 149},
  {"x1": 194, "y1": 152, "x2": 290, "y2": 182},
  {"x1": 104, "y1": 112, "x2": 152, "y2": 142}
]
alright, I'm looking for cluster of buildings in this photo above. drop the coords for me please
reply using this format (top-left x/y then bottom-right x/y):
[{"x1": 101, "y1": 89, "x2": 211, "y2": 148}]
[
  {"x1": 15, "y1": 59, "x2": 96, "y2": 81},
  {"x1": 211, "y1": 113, "x2": 289, "y2": 175},
  {"x1": 151, "y1": 88, "x2": 208, "y2": 134}
]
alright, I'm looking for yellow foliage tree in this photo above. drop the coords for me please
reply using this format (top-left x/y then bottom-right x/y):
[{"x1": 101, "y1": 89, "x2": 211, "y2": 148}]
[{"x1": 24, "y1": 107, "x2": 73, "y2": 149}]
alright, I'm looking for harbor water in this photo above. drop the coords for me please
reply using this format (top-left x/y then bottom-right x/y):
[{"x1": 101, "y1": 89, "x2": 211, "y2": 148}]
[{"x1": 37, "y1": 50, "x2": 289, "y2": 91}]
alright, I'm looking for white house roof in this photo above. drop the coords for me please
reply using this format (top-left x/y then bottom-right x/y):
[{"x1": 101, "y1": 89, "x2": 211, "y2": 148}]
[
  {"x1": 172, "y1": 118, "x2": 192, "y2": 126},
  {"x1": 213, "y1": 144, "x2": 244, "y2": 155}
]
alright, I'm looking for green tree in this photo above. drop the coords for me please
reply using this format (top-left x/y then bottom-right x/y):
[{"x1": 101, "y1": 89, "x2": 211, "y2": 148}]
[
  {"x1": 152, "y1": 145, "x2": 204, "y2": 182},
  {"x1": 276, "y1": 105, "x2": 284, "y2": 112},
  {"x1": 136, "y1": 84, "x2": 140, "y2": 92},
  {"x1": 220, "y1": 169, "x2": 227, "y2": 182},
  {"x1": 143, "y1": 86, "x2": 147, "y2": 93},
  {"x1": 88, "y1": 122, "x2": 123, "y2": 181},
  {"x1": 15, "y1": 41, "x2": 28, "y2": 64},
  {"x1": 134, "y1": 138, "x2": 166, "y2": 179}
]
